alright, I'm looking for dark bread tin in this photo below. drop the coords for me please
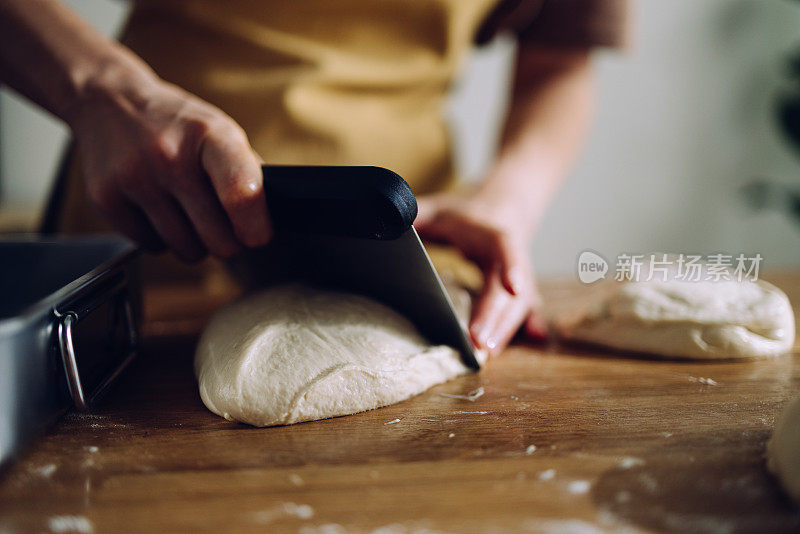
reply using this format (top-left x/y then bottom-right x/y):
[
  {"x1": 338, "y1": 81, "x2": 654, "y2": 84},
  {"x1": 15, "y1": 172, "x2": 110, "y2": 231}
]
[{"x1": 0, "y1": 236, "x2": 140, "y2": 469}]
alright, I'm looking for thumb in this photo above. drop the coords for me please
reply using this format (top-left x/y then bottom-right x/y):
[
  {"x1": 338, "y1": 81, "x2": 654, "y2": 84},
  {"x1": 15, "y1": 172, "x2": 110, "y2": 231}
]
[
  {"x1": 414, "y1": 193, "x2": 451, "y2": 229},
  {"x1": 524, "y1": 286, "x2": 549, "y2": 340},
  {"x1": 414, "y1": 199, "x2": 437, "y2": 230},
  {"x1": 525, "y1": 313, "x2": 549, "y2": 341}
]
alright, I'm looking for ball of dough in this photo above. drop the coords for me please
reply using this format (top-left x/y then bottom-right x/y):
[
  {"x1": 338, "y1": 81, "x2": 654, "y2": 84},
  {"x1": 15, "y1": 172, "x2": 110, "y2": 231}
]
[
  {"x1": 194, "y1": 284, "x2": 469, "y2": 426},
  {"x1": 768, "y1": 396, "x2": 800, "y2": 504},
  {"x1": 554, "y1": 277, "x2": 794, "y2": 360}
]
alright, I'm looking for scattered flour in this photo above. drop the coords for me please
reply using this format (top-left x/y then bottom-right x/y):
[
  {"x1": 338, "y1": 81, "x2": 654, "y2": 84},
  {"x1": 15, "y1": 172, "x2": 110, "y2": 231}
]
[
  {"x1": 252, "y1": 503, "x2": 315, "y2": 525},
  {"x1": 31, "y1": 464, "x2": 57, "y2": 478},
  {"x1": 439, "y1": 387, "x2": 484, "y2": 402},
  {"x1": 618, "y1": 457, "x2": 645, "y2": 469},
  {"x1": 521, "y1": 518, "x2": 638, "y2": 534},
  {"x1": 538, "y1": 469, "x2": 556, "y2": 481},
  {"x1": 567, "y1": 480, "x2": 592, "y2": 494},
  {"x1": 47, "y1": 516, "x2": 93, "y2": 534},
  {"x1": 689, "y1": 376, "x2": 719, "y2": 386}
]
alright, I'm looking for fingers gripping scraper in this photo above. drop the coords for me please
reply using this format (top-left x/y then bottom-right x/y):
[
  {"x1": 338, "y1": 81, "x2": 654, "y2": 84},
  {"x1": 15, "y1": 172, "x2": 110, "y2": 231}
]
[{"x1": 260, "y1": 165, "x2": 481, "y2": 370}]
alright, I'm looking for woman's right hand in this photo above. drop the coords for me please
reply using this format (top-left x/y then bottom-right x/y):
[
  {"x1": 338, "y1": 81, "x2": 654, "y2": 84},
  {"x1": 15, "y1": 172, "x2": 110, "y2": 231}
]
[{"x1": 69, "y1": 66, "x2": 272, "y2": 262}]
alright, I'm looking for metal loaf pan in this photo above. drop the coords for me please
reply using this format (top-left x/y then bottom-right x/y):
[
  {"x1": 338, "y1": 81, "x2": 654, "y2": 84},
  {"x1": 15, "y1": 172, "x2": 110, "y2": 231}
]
[{"x1": 0, "y1": 236, "x2": 140, "y2": 469}]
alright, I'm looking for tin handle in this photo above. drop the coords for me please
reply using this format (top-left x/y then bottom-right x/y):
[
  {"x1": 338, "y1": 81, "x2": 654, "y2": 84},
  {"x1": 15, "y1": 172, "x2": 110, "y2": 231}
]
[{"x1": 58, "y1": 299, "x2": 137, "y2": 411}]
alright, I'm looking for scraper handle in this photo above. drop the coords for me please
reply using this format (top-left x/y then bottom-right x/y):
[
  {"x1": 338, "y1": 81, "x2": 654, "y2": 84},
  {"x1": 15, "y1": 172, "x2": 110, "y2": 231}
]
[{"x1": 262, "y1": 165, "x2": 418, "y2": 240}]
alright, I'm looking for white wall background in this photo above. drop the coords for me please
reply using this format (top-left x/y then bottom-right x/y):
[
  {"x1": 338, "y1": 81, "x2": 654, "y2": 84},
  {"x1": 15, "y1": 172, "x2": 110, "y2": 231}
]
[
  {"x1": 0, "y1": 0, "x2": 128, "y2": 212},
  {"x1": 2, "y1": 0, "x2": 800, "y2": 274}
]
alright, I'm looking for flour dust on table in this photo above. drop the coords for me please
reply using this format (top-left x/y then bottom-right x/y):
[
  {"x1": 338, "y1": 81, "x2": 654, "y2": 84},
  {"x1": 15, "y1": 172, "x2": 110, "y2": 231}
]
[
  {"x1": 554, "y1": 269, "x2": 794, "y2": 360},
  {"x1": 195, "y1": 284, "x2": 479, "y2": 426}
]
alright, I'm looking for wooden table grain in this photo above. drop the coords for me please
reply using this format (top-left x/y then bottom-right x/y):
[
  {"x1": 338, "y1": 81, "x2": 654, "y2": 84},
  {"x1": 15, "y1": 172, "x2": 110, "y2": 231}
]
[{"x1": 1, "y1": 276, "x2": 800, "y2": 533}]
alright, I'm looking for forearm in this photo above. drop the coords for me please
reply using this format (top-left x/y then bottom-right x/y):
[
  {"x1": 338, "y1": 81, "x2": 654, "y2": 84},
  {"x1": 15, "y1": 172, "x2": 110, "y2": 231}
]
[
  {"x1": 0, "y1": 0, "x2": 156, "y2": 125},
  {"x1": 475, "y1": 45, "x2": 594, "y2": 239}
]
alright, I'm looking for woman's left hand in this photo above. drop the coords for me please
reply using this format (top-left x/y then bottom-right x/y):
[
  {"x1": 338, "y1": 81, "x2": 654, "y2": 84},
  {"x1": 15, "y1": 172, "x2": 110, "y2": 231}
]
[{"x1": 415, "y1": 192, "x2": 548, "y2": 357}]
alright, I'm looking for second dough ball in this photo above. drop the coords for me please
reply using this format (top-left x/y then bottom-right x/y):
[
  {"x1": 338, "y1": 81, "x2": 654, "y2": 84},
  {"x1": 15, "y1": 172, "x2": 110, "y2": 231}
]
[{"x1": 554, "y1": 276, "x2": 794, "y2": 360}]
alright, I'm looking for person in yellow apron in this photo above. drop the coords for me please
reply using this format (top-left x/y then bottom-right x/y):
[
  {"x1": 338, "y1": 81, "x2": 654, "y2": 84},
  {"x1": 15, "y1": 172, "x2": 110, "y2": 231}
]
[{"x1": 0, "y1": 0, "x2": 628, "y2": 355}]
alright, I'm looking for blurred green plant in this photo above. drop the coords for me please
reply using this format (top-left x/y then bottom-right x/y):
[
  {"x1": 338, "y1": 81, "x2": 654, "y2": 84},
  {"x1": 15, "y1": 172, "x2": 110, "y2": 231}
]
[
  {"x1": 771, "y1": 17, "x2": 800, "y2": 227},
  {"x1": 740, "y1": 10, "x2": 800, "y2": 228},
  {"x1": 778, "y1": 44, "x2": 800, "y2": 154}
]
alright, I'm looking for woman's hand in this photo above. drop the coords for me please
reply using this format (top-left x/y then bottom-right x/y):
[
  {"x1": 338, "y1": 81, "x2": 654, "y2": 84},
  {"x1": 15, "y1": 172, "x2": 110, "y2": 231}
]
[
  {"x1": 0, "y1": 0, "x2": 272, "y2": 261},
  {"x1": 416, "y1": 192, "x2": 547, "y2": 356},
  {"x1": 70, "y1": 67, "x2": 271, "y2": 261}
]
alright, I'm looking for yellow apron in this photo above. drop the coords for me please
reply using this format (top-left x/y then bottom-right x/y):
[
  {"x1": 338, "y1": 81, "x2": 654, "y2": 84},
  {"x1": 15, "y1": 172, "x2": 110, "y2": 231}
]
[{"x1": 58, "y1": 0, "x2": 498, "y2": 291}]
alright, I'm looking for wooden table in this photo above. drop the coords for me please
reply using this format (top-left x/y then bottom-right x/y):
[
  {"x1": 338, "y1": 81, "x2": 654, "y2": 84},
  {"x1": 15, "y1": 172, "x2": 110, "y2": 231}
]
[{"x1": 2, "y1": 276, "x2": 800, "y2": 533}]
